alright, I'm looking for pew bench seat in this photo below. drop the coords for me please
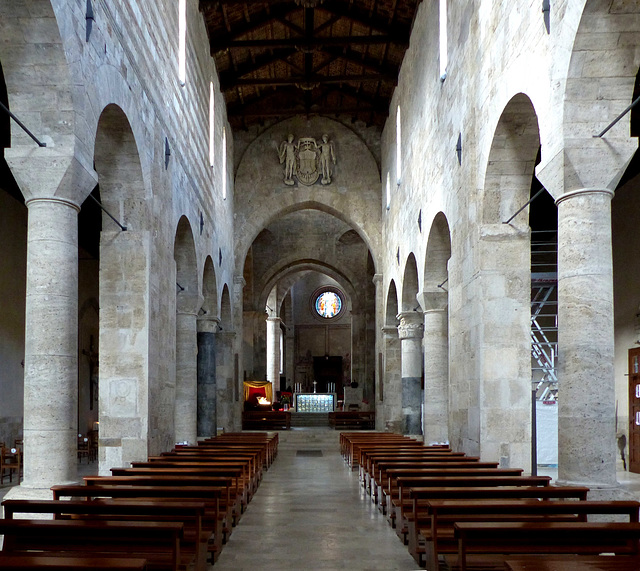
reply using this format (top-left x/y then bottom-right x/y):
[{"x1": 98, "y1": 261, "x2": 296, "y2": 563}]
[
  {"x1": 453, "y1": 521, "x2": 640, "y2": 571},
  {"x1": 0, "y1": 519, "x2": 186, "y2": 571}
]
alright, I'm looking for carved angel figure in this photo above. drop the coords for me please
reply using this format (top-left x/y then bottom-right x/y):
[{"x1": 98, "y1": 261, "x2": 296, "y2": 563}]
[
  {"x1": 278, "y1": 134, "x2": 297, "y2": 185},
  {"x1": 317, "y1": 134, "x2": 336, "y2": 185}
]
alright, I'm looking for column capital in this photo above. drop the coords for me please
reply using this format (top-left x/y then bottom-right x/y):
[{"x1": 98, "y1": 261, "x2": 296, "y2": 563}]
[
  {"x1": 372, "y1": 273, "x2": 383, "y2": 286},
  {"x1": 216, "y1": 329, "x2": 236, "y2": 340},
  {"x1": 6, "y1": 150, "x2": 98, "y2": 205},
  {"x1": 197, "y1": 315, "x2": 220, "y2": 333},
  {"x1": 416, "y1": 290, "x2": 448, "y2": 312},
  {"x1": 535, "y1": 137, "x2": 637, "y2": 200},
  {"x1": 396, "y1": 311, "x2": 424, "y2": 340},
  {"x1": 555, "y1": 187, "x2": 614, "y2": 206},
  {"x1": 266, "y1": 316, "x2": 282, "y2": 324},
  {"x1": 25, "y1": 196, "x2": 81, "y2": 212},
  {"x1": 234, "y1": 275, "x2": 247, "y2": 287},
  {"x1": 381, "y1": 325, "x2": 398, "y2": 337}
]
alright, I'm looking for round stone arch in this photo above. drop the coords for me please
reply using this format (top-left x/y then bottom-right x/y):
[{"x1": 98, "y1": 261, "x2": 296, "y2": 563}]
[
  {"x1": 94, "y1": 103, "x2": 152, "y2": 472},
  {"x1": 421, "y1": 212, "x2": 451, "y2": 445},
  {"x1": 234, "y1": 116, "x2": 382, "y2": 271},
  {"x1": 482, "y1": 93, "x2": 541, "y2": 227},
  {"x1": 474, "y1": 93, "x2": 538, "y2": 469},
  {"x1": 174, "y1": 216, "x2": 199, "y2": 445},
  {"x1": 380, "y1": 279, "x2": 401, "y2": 432},
  {"x1": 399, "y1": 253, "x2": 423, "y2": 435},
  {"x1": 216, "y1": 284, "x2": 238, "y2": 430},
  {"x1": 257, "y1": 260, "x2": 357, "y2": 314},
  {"x1": 197, "y1": 256, "x2": 219, "y2": 438}
]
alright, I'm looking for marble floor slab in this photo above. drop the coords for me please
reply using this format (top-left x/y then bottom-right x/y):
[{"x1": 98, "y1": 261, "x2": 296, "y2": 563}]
[{"x1": 213, "y1": 433, "x2": 421, "y2": 571}]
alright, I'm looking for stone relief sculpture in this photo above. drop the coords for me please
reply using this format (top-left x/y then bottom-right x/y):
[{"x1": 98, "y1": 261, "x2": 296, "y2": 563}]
[
  {"x1": 277, "y1": 134, "x2": 336, "y2": 186},
  {"x1": 317, "y1": 134, "x2": 336, "y2": 185},
  {"x1": 278, "y1": 134, "x2": 298, "y2": 185}
]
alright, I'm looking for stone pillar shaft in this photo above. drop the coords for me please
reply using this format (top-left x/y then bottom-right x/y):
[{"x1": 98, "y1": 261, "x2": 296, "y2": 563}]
[
  {"x1": 197, "y1": 321, "x2": 217, "y2": 438},
  {"x1": 266, "y1": 316, "x2": 281, "y2": 393},
  {"x1": 423, "y1": 308, "x2": 449, "y2": 444},
  {"x1": 175, "y1": 310, "x2": 198, "y2": 444},
  {"x1": 398, "y1": 312, "x2": 424, "y2": 435},
  {"x1": 382, "y1": 326, "x2": 402, "y2": 433},
  {"x1": 23, "y1": 198, "x2": 79, "y2": 487},
  {"x1": 556, "y1": 188, "x2": 617, "y2": 487}
]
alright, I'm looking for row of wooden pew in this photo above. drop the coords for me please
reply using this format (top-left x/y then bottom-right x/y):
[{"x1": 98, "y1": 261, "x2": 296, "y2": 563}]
[
  {"x1": 0, "y1": 432, "x2": 278, "y2": 570},
  {"x1": 340, "y1": 432, "x2": 640, "y2": 571}
]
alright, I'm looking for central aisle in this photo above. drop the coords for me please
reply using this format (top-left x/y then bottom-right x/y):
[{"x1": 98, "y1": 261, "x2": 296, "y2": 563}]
[{"x1": 214, "y1": 430, "x2": 420, "y2": 570}]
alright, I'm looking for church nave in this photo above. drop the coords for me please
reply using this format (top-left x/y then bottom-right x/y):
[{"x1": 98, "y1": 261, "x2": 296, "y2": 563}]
[{"x1": 213, "y1": 430, "x2": 418, "y2": 571}]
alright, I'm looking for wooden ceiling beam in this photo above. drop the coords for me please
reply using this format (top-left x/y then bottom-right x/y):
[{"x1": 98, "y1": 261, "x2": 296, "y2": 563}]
[
  {"x1": 319, "y1": 0, "x2": 410, "y2": 37},
  {"x1": 211, "y1": 34, "x2": 408, "y2": 51},
  {"x1": 218, "y1": 48, "x2": 298, "y2": 89},
  {"x1": 224, "y1": 73, "x2": 395, "y2": 90}
]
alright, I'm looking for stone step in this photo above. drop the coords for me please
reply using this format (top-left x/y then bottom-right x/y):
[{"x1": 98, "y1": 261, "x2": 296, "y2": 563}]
[{"x1": 290, "y1": 412, "x2": 329, "y2": 428}]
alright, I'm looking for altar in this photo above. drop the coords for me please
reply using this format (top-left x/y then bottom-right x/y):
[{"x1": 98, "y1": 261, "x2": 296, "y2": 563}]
[{"x1": 294, "y1": 393, "x2": 336, "y2": 413}]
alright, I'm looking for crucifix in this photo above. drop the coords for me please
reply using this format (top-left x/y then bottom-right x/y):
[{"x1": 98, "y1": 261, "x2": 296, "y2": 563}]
[{"x1": 312, "y1": 380, "x2": 317, "y2": 394}]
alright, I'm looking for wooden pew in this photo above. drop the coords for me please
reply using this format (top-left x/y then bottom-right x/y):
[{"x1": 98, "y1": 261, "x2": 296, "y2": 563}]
[
  {"x1": 368, "y1": 461, "x2": 500, "y2": 506},
  {"x1": 2, "y1": 499, "x2": 207, "y2": 571},
  {"x1": 83, "y1": 474, "x2": 240, "y2": 541},
  {"x1": 423, "y1": 499, "x2": 640, "y2": 571},
  {"x1": 405, "y1": 485, "x2": 590, "y2": 566},
  {"x1": 119, "y1": 462, "x2": 254, "y2": 507},
  {"x1": 390, "y1": 474, "x2": 551, "y2": 536},
  {"x1": 0, "y1": 554, "x2": 148, "y2": 570},
  {"x1": 504, "y1": 555, "x2": 640, "y2": 570},
  {"x1": 339, "y1": 433, "x2": 425, "y2": 467},
  {"x1": 454, "y1": 521, "x2": 640, "y2": 571},
  {"x1": 0, "y1": 519, "x2": 184, "y2": 571},
  {"x1": 50, "y1": 484, "x2": 225, "y2": 563},
  {"x1": 204, "y1": 433, "x2": 278, "y2": 467}
]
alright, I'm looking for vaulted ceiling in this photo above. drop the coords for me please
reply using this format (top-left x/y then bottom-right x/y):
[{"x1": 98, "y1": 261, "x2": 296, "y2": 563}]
[{"x1": 198, "y1": 0, "x2": 422, "y2": 130}]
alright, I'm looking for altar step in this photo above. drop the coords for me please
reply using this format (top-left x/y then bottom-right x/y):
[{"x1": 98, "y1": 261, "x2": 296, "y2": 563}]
[{"x1": 289, "y1": 412, "x2": 330, "y2": 428}]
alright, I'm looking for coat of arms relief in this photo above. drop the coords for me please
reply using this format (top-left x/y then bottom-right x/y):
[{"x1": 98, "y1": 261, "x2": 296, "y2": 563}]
[{"x1": 277, "y1": 134, "x2": 336, "y2": 186}]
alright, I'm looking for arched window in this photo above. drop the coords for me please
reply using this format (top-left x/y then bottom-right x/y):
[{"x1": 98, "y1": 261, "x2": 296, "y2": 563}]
[
  {"x1": 222, "y1": 126, "x2": 227, "y2": 200},
  {"x1": 178, "y1": 0, "x2": 187, "y2": 85},
  {"x1": 396, "y1": 106, "x2": 402, "y2": 185},
  {"x1": 209, "y1": 81, "x2": 215, "y2": 167},
  {"x1": 439, "y1": 0, "x2": 448, "y2": 81},
  {"x1": 386, "y1": 172, "x2": 391, "y2": 210}
]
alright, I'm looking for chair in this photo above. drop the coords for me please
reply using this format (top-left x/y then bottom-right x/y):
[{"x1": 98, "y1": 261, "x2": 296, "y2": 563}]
[{"x1": 0, "y1": 446, "x2": 21, "y2": 484}]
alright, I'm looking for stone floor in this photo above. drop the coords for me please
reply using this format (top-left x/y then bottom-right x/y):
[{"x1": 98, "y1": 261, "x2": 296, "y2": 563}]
[
  {"x1": 2, "y1": 433, "x2": 640, "y2": 570},
  {"x1": 213, "y1": 428, "x2": 421, "y2": 571}
]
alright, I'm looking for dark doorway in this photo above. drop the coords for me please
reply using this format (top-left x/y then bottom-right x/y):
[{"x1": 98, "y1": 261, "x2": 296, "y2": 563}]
[{"x1": 313, "y1": 356, "x2": 342, "y2": 393}]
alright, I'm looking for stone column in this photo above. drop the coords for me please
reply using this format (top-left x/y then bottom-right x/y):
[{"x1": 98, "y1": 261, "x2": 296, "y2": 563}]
[
  {"x1": 197, "y1": 317, "x2": 219, "y2": 438},
  {"x1": 555, "y1": 188, "x2": 616, "y2": 487},
  {"x1": 23, "y1": 197, "x2": 80, "y2": 487},
  {"x1": 266, "y1": 316, "x2": 281, "y2": 394},
  {"x1": 175, "y1": 306, "x2": 198, "y2": 444},
  {"x1": 216, "y1": 330, "x2": 237, "y2": 431},
  {"x1": 382, "y1": 325, "x2": 402, "y2": 432},
  {"x1": 350, "y1": 310, "x2": 366, "y2": 394},
  {"x1": 419, "y1": 291, "x2": 449, "y2": 444},
  {"x1": 397, "y1": 311, "x2": 424, "y2": 435}
]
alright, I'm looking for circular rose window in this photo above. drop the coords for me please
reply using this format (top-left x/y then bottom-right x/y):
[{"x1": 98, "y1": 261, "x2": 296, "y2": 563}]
[{"x1": 314, "y1": 289, "x2": 344, "y2": 319}]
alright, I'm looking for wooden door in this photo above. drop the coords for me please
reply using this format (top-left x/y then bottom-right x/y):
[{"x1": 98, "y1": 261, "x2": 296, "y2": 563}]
[{"x1": 628, "y1": 347, "x2": 640, "y2": 473}]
